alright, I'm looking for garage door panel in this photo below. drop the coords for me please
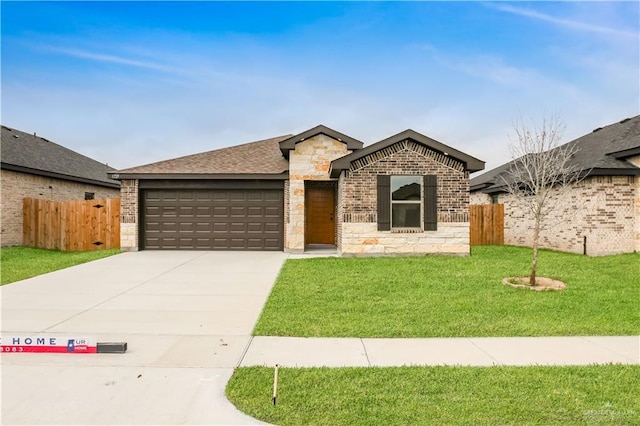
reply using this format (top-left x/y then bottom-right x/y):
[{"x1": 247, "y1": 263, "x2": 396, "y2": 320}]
[
  {"x1": 213, "y1": 206, "x2": 229, "y2": 217},
  {"x1": 179, "y1": 192, "x2": 195, "y2": 201},
  {"x1": 247, "y1": 223, "x2": 263, "y2": 232},
  {"x1": 264, "y1": 238, "x2": 281, "y2": 249},
  {"x1": 212, "y1": 223, "x2": 228, "y2": 233},
  {"x1": 230, "y1": 223, "x2": 246, "y2": 233},
  {"x1": 264, "y1": 223, "x2": 280, "y2": 233},
  {"x1": 213, "y1": 192, "x2": 229, "y2": 201},
  {"x1": 196, "y1": 223, "x2": 211, "y2": 232},
  {"x1": 230, "y1": 192, "x2": 247, "y2": 202},
  {"x1": 196, "y1": 192, "x2": 213, "y2": 201},
  {"x1": 230, "y1": 207, "x2": 246, "y2": 217},
  {"x1": 247, "y1": 206, "x2": 263, "y2": 217},
  {"x1": 160, "y1": 206, "x2": 177, "y2": 217},
  {"x1": 161, "y1": 193, "x2": 178, "y2": 202},
  {"x1": 143, "y1": 188, "x2": 283, "y2": 250},
  {"x1": 264, "y1": 206, "x2": 280, "y2": 217},
  {"x1": 179, "y1": 206, "x2": 195, "y2": 217},
  {"x1": 179, "y1": 222, "x2": 196, "y2": 232},
  {"x1": 196, "y1": 206, "x2": 212, "y2": 217}
]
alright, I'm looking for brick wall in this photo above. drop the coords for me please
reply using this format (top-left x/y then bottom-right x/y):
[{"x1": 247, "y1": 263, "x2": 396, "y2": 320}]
[
  {"x1": 119, "y1": 179, "x2": 139, "y2": 251},
  {"x1": 339, "y1": 140, "x2": 471, "y2": 255},
  {"x1": 286, "y1": 135, "x2": 349, "y2": 252},
  {"x1": 0, "y1": 169, "x2": 120, "y2": 247},
  {"x1": 479, "y1": 175, "x2": 637, "y2": 256},
  {"x1": 629, "y1": 156, "x2": 640, "y2": 252}
]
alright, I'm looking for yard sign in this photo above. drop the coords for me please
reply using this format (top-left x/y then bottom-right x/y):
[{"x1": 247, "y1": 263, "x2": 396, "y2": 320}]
[{"x1": 0, "y1": 335, "x2": 97, "y2": 353}]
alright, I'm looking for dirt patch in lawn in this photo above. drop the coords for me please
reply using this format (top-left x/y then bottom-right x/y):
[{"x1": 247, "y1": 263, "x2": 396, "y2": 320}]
[{"x1": 503, "y1": 277, "x2": 566, "y2": 291}]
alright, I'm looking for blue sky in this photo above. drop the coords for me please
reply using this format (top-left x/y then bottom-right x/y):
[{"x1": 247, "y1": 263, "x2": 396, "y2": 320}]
[{"x1": 2, "y1": 1, "x2": 638, "y2": 173}]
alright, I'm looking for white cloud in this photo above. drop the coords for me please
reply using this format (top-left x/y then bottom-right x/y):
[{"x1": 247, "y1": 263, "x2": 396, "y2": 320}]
[
  {"x1": 488, "y1": 3, "x2": 638, "y2": 39},
  {"x1": 43, "y1": 46, "x2": 181, "y2": 74}
]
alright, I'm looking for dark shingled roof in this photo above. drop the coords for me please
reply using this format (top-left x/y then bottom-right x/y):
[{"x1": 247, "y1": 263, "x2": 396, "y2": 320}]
[
  {"x1": 471, "y1": 115, "x2": 640, "y2": 193},
  {"x1": 1, "y1": 125, "x2": 119, "y2": 188},
  {"x1": 114, "y1": 135, "x2": 292, "y2": 178}
]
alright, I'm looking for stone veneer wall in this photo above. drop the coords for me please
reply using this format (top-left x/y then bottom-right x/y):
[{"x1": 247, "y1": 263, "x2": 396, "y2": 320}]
[
  {"x1": 489, "y1": 175, "x2": 637, "y2": 256},
  {"x1": 286, "y1": 135, "x2": 350, "y2": 252},
  {"x1": 119, "y1": 179, "x2": 139, "y2": 251},
  {"x1": 283, "y1": 180, "x2": 290, "y2": 249},
  {"x1": 339, "y1": 140, "x2": 471, "y2": 255},
  {"x1": 0, "y1": 169, "x2": 120, "y2": 247},
  {"x1": 469, "y1": 192, "x2": 491, "y2": 205}
]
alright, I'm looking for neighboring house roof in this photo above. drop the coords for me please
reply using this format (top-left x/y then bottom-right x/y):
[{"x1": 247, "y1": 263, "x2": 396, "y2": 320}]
[
  {"x1": 1, "y1": 125, "x2": 119, "y2": 188},
  {"x1": 279, "y1": 124, "x2": 364, "y2": 158},
  {"x1": 471, "y1": 115, "x2": 640, "y2": 194},
  {"x1": 113, "y1": 135, "x2": 292, "y2": 179},
  {"x1": 330, "y1": 129, "x2": 485, "y2": 178}
]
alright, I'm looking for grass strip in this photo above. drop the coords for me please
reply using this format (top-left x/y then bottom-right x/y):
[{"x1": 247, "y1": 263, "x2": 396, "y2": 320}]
[
  {"x1": 254, "y1": 246, "x2": 639, "y2": 337},
  {"x1": 0, "y1": 246, "x2": 121, "y2": 285},
  {"x1": 227, "y1": 365, "x2": 640, "y2": 426}
]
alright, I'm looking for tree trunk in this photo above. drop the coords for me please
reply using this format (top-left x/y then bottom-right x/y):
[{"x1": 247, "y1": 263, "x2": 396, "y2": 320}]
[{"x1": 530, "y1": 220, "x2": 540, "y2": 286}]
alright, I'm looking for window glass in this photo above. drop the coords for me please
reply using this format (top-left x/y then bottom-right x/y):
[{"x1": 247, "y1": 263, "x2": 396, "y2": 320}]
[
  {"x1": 390, "y1": 176, "x2": 422, "y2": 228},
  {"x1": 392, "y1": 204, "x2": 421, "y2": 228},
  {"x1": 391, "y1": 176, "x2": 421, "y2": 200}
]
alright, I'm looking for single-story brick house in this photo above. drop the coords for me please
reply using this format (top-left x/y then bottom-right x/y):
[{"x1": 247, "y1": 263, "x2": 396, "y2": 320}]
[
  {"x1": 110, "y1": 125, "x2": 484, "y2": 255},
  {"x1": 0, "y1": 126, "x2": 121, "y2": 247},
  {"x1": 470, "y1": 115, "x2": 640, "y2": 256}
]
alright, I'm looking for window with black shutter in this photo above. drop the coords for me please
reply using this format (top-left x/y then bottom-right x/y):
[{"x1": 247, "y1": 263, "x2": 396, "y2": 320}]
[{"x1": 377, "y1": 174, "x2": 437, "y2": 231}]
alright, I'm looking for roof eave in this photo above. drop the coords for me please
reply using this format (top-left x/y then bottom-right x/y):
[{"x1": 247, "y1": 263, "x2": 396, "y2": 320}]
[
  {"x1": 586, "y1": 167, "x2": 640, "y2": 176},
  {"x1": 470, "y1": 182, "x2": 495, "y2": 192},
  {"x1": 607, "y1": 146, "x2": 640, "y2": 160},
  {"x1": 109, "y1": 172, "x2": 290, "y2": 180},
  {"x1": 2, "y1": 162, "x2": 120, "y2": 188}
]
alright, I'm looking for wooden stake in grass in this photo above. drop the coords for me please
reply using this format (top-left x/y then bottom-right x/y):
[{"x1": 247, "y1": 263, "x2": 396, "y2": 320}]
[{"x1": 272, "y1": 364, "x2": 279, "y2": 405}]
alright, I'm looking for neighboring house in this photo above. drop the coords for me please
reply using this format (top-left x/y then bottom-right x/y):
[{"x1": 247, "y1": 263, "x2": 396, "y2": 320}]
[
  {"x1": 1, "y1": 126, "x2": 121, "y2": 247},
  {"x1": 470, "y1": 115, "x2": 640, "y2": 256},
  {"x1": 110, "y1": 125, "x2": 484, "y2": 255}
]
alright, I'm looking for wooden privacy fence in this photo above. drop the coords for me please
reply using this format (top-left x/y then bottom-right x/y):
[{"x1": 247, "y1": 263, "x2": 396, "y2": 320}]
[
  {"x1": 470, "y1": 204, "x2": 504, "y2": 246},
  {"x1": 23, "y1": 198, "x2": 120, "y2": 251}
]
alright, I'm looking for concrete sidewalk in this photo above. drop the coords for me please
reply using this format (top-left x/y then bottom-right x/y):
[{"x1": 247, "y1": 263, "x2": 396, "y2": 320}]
[{"x1": 241, "y1": 335, "x2": 640, "y2": 368}]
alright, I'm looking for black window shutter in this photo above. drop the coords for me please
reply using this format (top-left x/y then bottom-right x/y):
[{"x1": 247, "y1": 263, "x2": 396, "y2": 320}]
[
  {"x1": 377, "y1": 175, "x2": 391, "y2": 231},
  {"x1": 424, "y1": 175, "x2": 437, "y2": 231}
]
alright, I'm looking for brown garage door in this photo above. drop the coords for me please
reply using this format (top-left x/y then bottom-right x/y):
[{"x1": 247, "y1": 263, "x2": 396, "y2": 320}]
[{"x1": 142, "y1": 189, "x2": 283, "y2": 250}]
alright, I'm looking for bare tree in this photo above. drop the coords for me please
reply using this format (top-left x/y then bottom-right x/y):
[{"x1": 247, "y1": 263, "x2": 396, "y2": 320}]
[{"x1": 502, "y1": 116, "x2": 585, "y2": 285}]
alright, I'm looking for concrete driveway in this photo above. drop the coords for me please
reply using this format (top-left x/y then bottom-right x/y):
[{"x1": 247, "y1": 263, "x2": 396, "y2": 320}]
[{"x1": 1, "y1": 250, "x2": 286, "y2": 425}]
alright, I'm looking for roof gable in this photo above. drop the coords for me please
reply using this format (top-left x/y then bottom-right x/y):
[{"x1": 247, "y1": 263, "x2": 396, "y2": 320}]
[
  {"x1": 470, "y1": 115, "x2": 640, "y2": 193},
  {"x1": 1, "y1": 125, "x2": 119, "y2": 188},
  {"x1": 113, "y1": 135, "x2": 291, "y2": 178},
  {"x1": 279, "y1": 125, "x2": 363, "y2": 158},
  {"x1": 330, "y1": 129, "x2": 485, "y2": 178}
]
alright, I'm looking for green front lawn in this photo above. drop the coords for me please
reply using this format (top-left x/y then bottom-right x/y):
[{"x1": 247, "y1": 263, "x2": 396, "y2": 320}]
[
  {"x1": 0, "y1": 246, "x2": 121, "y2": 285},
  {"x1": 254, "y1": 246, "x2": 639, "y2": 337},
  {"x1": 227, "y1": 365, "x2": 640, "y2": 425}
]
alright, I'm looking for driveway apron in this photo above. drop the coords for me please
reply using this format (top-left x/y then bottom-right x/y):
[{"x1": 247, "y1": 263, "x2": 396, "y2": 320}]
[{"x1": 1, "y1": 251, "x2": 286, "y2": 425}]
